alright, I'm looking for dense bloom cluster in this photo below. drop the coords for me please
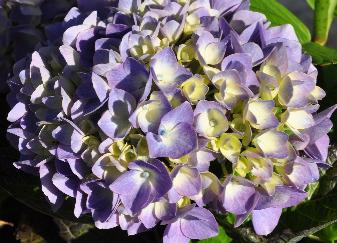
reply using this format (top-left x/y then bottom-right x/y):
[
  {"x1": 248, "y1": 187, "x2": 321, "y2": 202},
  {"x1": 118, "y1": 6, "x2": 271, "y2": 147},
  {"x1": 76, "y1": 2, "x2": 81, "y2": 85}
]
[
  {"x1": 7, "y1": 0, "x2": 336, "y2": 241},
  {"x1": 0, "y1": 0, "x2": 73, "y2": 92}
]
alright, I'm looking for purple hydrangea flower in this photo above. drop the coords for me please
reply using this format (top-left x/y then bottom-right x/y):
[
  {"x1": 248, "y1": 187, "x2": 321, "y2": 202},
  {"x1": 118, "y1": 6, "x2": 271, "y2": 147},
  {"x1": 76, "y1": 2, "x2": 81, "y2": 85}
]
[
  {"x1": 109, "y1": 159, "x2": 172, "y2": 214},
  {"x1": 163, "y1": 205, "x2": 218, "y2": 243},
  {"x1": 6, "y1": 0, "x2": 336, "y2": 241},
  {"x1": 146, "y1": 101, "x2": 198, "y2": 159}
]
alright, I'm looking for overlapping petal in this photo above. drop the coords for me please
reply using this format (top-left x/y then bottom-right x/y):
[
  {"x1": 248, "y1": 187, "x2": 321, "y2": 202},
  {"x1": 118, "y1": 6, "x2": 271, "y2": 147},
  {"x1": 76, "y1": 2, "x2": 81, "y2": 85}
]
[
  {"x1": 151, "y1": 48, "x2": 192, "y2": 93},
  {"x1": 146, "y1": 102, "x2": 197, "y2": 159},
  {"x1": 109, "y1": 159, "x2": 172, "y2": 214},
  {"x1": 98, "y1": 88, "x2": 136, "y2": 139}
]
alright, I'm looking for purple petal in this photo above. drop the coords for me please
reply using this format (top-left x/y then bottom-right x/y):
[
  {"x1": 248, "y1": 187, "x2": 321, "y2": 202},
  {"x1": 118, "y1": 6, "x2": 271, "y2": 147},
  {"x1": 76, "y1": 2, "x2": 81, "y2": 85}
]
[
  {"x1": 91, "y1": 72, "x2": 110, "y2": 102},
  {"x1": 180, "y1": 207, "x2": 218, "y2": 240},
  {"x1": 52, "y1": 173, "x2": 79, "y2": 197},
  {"x1": 98, "y1": 111, "x2": 128, "y2": 139},
  {"x1": 222, "y1": 53, "x2": 253, "y2": 71},
  {"x1": 68, "y1": 158, "x2": 89, "y2": 179},
  {"x1": 244, "y1": 99, "x2": 279, "y2": 130},
  {"x1": 150, "y1": 159, "x2": 173, "y2": 198},
  {"x1": 128, "y1": 159, "x2": 172, "y2": 199},
  {"x1": 109, "y1": 170, "x2": 154, "y2": 214},
  {"x1": 287, "y1": 158, "x2": 319, "y2": 188},
  {"x1": 265, "y1": 24, "x2": 298, "y2": 43},
  {"x1": 303, "y1": 119, "x2": 332, "y2": 145},
  {"x1": 154, "y1": 199, "x2": 177, "y2": 221},
  {"x1": 118, "y1": 0, "x2": 140, "y2": 13},
  {"x1": 93, "y1": 49, "x2": 117, "y2": 75},
  {"x1": 195, "y1": 30, "x2": 227, "y2": 65},
  {"x1": 163, "y1": 221, "x2": 189, "y2": 243},
  {"x1": 191, "y1": 172, "x2": 222, "y2": 206},
  {"x1": 108, "y1": 89, "x2": 137, "y2": 116},
  {"x1": 305, "y1": 135, "x2": 329, "y2": 162},
  {"x1": 161, "y1": 101, "x2": 194, "y2": 127},
  {"x1": 147, "y1": 122, "x2": 197, "y2": 159},
  {"x1": 234, "y1": 192, "x2": 260, "y2": 227},
  {"x1": 59, "y1": 45, "x2": 80, "y2": 67},
  {"x1": 7, "y1": 102, "x2": 26, "y2": 122},
  {"x1": 39, "y1": 164, "x2": 64, "y2": 211},
  {"x1": 63, "y1": 24, "x2": 90, "y2": 46},
  {"x1": 255, "y1": 186, "x2": 307, "y2": 210},
  {"x1": 314, "y1": 104, "x2": 337, "y2": 124},
  {"x1": 151, "y1": 48, "x2": 192, "y2": 93},
  {"x1": 221, "y1": 176, "x2": 256, "y2": 214},
  {"x1": 52, "y1": 124, "x2": 83, "y2": 153},
  {"x1": 194, "y1": 100, "x2": 229, "y2": 138},
  {"x1": 56, "y1": 145, "x2": 78, "y2": 161},
  {"x1": 74, "y1": 190, "x2": 89, "y2": 218},
  {"x1": 253, "y1": 129, "x2": 289, "y2": 159},
  {"x1": 106, "y1": 58, "x2": 151, "y2": 102},
  {"x1": 231, "y1": 10, "x2": 266, "y2": 32},
  {"x1": 81, "y1": 181, "x2": 119, "y2": 228},
  {"x1": 98, "y1": 89, "x2": 136, "y2": 139},
  {"x1": 129, "y1": 91, "x2": 172, "y2": 133},
  {"x1": 278, "y1": 72, "x2": 316, "y2": 108},
  {"x1": 252, "y1": 207, "x2": 282, "y2": 235},
  {"x1": 139, "y1": 203, "x2": 158, "y2": 229},
  {"x1": 171, "y1": 166, "x2": 202, "y2": 197}
]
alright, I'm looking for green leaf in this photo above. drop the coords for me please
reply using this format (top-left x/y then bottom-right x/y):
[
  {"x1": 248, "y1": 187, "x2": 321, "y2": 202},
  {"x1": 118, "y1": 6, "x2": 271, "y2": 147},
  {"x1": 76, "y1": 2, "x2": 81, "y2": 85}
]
[
  {"x1": 307, "y1": 0, "x2": 316, "y2": 8},
  {"x1": 315, "y1": 223, "x2": 337, "y2": 241},
  {"x1": 303, "y1": 42, "x2": 337, "y2": 65},
  {"x1": 250, "y1": 0, "x2": 312, "y2": 44},
  {"x1": 269, "y1": 219, "x2": 337, "y2": 242},
  {"x1": 313, "y1": 0, "x2": 337, "y2": 45},
  {"x1": 215, "y1": 215, "x2": 267, "y2": 243},
  {"x1": 198, "y1": 227, "x2": 232, "y2": 243},
  {"x1": 307, "y1": 0, "x2": 337, "y2": 17}
]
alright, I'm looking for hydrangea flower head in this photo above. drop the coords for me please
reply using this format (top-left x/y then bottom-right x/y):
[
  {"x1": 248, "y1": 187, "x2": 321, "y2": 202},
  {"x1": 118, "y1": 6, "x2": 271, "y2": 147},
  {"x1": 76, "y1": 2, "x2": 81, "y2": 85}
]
[{"x1": 7, "y1": 0, "x2": 336, "y2": 241}]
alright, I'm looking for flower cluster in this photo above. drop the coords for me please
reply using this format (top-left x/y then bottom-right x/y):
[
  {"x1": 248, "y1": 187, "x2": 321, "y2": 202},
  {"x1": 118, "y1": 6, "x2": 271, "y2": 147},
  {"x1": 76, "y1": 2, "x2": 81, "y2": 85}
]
[
  {"x1": 7, "y1": 0, "x2": 336, "y2": 241},
  {"x1": 0, "y1": 0, "x2": 73, "y2": 92}
]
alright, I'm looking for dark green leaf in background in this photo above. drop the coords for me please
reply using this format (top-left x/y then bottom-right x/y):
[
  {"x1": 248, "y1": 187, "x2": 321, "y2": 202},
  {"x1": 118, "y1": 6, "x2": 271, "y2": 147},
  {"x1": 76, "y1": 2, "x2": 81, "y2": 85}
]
[
  {"x1": 250, "y1": 0, "x2": 312, "y2": 44},
  {"x1": 315, "y1": 223, "x2": 337, "y2": 242},
  {"x1": 303, "y1": 42, "x2": 337, "y2": 65}
]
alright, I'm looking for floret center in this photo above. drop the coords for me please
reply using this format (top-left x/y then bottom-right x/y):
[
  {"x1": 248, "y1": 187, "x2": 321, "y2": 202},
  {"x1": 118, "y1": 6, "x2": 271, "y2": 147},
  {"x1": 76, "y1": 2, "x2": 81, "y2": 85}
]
[{"x1": 140, "y1": 171, "x2": 150, "y2": 178}]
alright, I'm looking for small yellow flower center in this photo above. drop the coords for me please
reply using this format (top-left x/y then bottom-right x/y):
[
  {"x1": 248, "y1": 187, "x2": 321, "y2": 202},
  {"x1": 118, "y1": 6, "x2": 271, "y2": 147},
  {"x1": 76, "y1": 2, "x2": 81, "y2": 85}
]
[
  {"x1": 209, "y1": 119, "x2": 217, "y2": 127},
  {"x1": 140, "y1": 171, "x2": 150, "y2": 178}
]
